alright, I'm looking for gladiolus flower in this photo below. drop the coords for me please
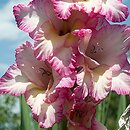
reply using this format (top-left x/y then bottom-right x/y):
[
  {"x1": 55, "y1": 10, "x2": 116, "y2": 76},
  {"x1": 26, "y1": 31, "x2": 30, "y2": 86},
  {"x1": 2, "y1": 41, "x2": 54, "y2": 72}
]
[
  {"x1": 13, "y1": 0, "x2": 111, "y2": 77},
  {"x1": 0, "y1": 42, "x2": 75, "y2": 128},
  {"x1": 74, "y1": 24, "x2": 130, "y2": 101}
]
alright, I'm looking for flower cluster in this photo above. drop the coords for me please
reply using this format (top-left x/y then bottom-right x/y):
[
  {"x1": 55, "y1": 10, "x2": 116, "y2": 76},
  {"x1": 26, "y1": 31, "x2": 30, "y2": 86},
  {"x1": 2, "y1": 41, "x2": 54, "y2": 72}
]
[{"x1": 0, "y1": 0, "x2": 130, "y2": 129}]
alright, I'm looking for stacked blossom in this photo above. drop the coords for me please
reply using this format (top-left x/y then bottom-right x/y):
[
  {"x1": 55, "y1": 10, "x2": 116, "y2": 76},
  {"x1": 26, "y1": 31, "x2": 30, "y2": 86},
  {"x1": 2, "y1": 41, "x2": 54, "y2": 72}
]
[{"x1": 0, "y1": 0, "x2": 130, "y2": 129}]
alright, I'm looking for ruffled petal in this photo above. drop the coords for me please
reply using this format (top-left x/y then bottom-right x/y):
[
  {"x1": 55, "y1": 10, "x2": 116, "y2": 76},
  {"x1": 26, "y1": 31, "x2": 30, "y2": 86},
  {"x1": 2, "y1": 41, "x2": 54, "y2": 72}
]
[
  {"x1": 75, "y1": 53, "x2": 112, "y2": 101},
  {"x1": 75, "y1": 69, "x2": 92, "y2": 100},
  {"x1": 100, "y1": 0, "x2": 129, "y2": 22},
  {"x1": 38, "y1": 98, "x2": 64, "y2": 128},
  {"x1": 52, "y1": 0, "x2": 102, "y2": 19},
  {"x1": 13, "y1": 0, "x2": 51, "y2": 33},
  {"x1": 48, "y1": 47, "x2": 75, "y2": 76},
  {"x1": 24, "y1": 83, "x2": 64, "y2": 128},
  {"x1": 54, "y1": 75, "x2": 75, "y2": 89},
  {"x1": 91, "y1": 65, "x2": 112, "y2": 101},
  {"x1": 86, "y1": 25, "x2": 130, "y2": 67},
  {"x1": 16, "y1": 41, "x2": 52, "y2": 88},
  {"x1": 111, "y1": 69, "x2": 130, "y2": 95},
  {"x1": 34, "y1": 22, "x2": 68, "y2": 61},
  {"x1": 0, "y1": 64, "x2": 30, "y2": 96},
  {"x1": 52, "y1": 0, "x2": 74, "y2": 20},
  {"x1": 75, "y1": 0, "x2": 102, "y2": 15},
  {"x1": 24, "y1": 83, "x2": 45, "y2": 115}
]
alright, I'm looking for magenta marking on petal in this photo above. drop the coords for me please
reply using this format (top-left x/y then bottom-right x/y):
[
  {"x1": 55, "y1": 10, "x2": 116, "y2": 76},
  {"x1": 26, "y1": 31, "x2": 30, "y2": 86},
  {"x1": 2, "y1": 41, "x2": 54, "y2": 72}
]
[
  {"x1": 0, "y1": 64, "x2": 29, "y2": 96},
  {"x1": 52, "y1": 1, "x2": 73, "y2": 20},
  {"x1": 100, "y1": 0, "x2": 129, "y2": 22}
]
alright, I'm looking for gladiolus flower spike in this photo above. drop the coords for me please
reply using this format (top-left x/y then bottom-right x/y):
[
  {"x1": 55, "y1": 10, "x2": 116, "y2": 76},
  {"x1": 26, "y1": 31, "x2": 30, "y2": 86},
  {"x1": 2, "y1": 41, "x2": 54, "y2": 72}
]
[{"x1": 0, "y1": 0, "x2": 130, "y2": 129}]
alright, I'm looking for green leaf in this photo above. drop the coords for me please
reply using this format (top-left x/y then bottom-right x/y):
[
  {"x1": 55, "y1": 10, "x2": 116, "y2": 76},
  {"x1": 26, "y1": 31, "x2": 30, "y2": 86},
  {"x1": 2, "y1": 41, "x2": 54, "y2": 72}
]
[
  {"x1": 96, "y1": 93, "x2": 112, "y2": 124},
  {"x1": 117, "y1": 96, "x2": 126, "y2": 120},
  {"x1": 20, "y1": 96, "x2": 31, "y2": 130},
  {"x1": 96, "y1": 103, "x2": 102, "y2": 122},
  {"x1": 117, "y1": 95, "x2": 126, "y2": 128},
  {"x1": 52, "y1": 123, "x2": 59, "y2": 130},
  {"x1": 59, "y1": 118, "x2": 68, "y2": 130}
]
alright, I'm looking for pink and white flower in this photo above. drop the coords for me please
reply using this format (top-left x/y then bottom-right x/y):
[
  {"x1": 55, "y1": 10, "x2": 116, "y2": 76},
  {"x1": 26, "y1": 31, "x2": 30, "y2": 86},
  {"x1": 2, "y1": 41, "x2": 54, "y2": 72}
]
[
  {"x1": 14, "y1": 0, "x2": 104, "y2": 77},
  {"x1": 13, "y1": 0, "x2": 52, "y2": 34},
  {"x1": 75, "y1": 24, "x2": 130, "y2": 101},
  {"x1": 65, "y1": 96, "x2": 107, "y2": 130},
  {"x1": 13, "y1": 0, "x2": 77, "y2": 76},
  {"x1": 51, "y1": 0, "x2": 129, "y2": 22},
  {"x1": 0, "y1": 42, "x2": 75, "y2": 128}
]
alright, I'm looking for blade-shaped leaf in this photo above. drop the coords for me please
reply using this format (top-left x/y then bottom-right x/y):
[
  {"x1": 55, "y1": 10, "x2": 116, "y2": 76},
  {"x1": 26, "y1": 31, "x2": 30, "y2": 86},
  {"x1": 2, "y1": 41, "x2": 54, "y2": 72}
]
[{"x1": 20, "y1": 96, "x2": 31, "y2": 130}]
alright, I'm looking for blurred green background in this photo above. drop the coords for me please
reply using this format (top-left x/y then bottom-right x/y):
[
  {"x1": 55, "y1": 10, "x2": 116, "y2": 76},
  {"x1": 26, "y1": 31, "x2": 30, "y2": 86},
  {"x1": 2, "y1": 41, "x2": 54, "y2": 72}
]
[{"x1": 0, "y1": 93, "x2": 130, "y2": 130}]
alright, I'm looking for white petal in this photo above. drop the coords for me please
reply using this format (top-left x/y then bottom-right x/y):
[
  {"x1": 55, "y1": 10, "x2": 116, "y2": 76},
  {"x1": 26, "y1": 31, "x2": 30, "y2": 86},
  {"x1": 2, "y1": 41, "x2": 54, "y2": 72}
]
[{"x1": 0, "y1": 64, "x2": 30, "y2": 96}]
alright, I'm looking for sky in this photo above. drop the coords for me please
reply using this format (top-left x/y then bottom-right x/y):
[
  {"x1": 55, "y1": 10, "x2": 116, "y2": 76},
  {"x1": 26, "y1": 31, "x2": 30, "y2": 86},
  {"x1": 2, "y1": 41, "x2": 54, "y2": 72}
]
[
  {"x1": 0, "y1": 0, "x2": 31, "y2": 77},
  {"x1": 0, "y1": 0, "x2": 130, "y2": 77}
]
